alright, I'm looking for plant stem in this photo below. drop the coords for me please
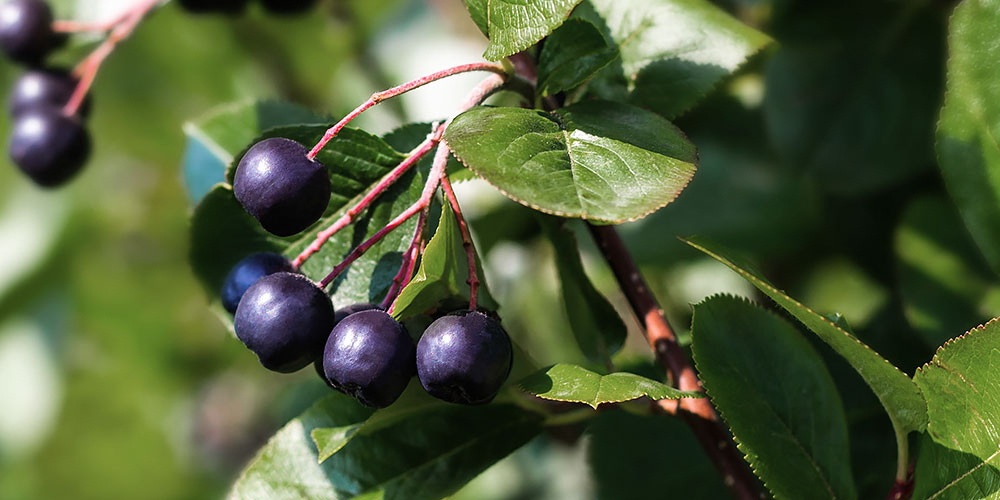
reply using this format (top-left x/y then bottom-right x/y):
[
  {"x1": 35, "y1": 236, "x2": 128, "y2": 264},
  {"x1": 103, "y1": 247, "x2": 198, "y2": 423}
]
[
  {"x1": 63, "y1": 0, "x2": 160, "y2": 117},
  {"x1": 382, "y1": 207, "x2": 428, "y2": 311},
  {"x1": 886, "y1": 430, "x2": 914, "y2": 500},
  {"x1": 292, "y1": 127, "x2": 442, "y2": 268},
  {"x1": 318, "y1": 142, "x2": 451, "y2": 289},
  {"x1": 306, "y1": 62, "x2": 509, "y2": 160},
  {"x1": 295, "y1": 72, "x2": 507, "y2": 268},
  {"x1": 586, "y1": 223, "x2": 763, "y2": 500},
  {"x1": 439, "y1": 173, "x2": 480, "y2": 311}
]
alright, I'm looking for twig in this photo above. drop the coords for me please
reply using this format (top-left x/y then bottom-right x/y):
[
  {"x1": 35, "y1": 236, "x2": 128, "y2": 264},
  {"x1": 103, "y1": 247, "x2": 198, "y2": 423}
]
[
  {"x1": 63, "y1": 0, "x2": 160, "y2": 116},
  {"x1": 587, "y1": 223, "x2": 763, "y2": 500},
  {"x1": 295, "y1": 73, "x2": 507, "y2": 268},
  {"x1": 382, "y1": 207, "x2": 429, "y2": 311},
  {"x1": 306, "y1": 62, "x2": 509, "y2": 160},
  {"x1": 292, "y1": 128, "x2": 441, "y2": 268},
  {"x1": 319, "y1": 142, "x2": 451, "y2": 289},
  {"x1": 439, "y1": 171, "x2": 480, "y2": 310}
]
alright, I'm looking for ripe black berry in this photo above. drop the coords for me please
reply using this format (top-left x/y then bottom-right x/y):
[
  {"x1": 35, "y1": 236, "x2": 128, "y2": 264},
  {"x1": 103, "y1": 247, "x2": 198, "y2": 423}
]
[
  {"x1": 0, "y1": 0, "x2": 56, "y2": 64},
  {"x1": 233, "y1": 137, "x2": 330, "y2": 237},
  {"x1": 220, "y1": 252, "x2": 294, "y2": 314},
  {"x1": 9, "y1": 68, "x2": 89, "y2": 118},
  {"x1": 9, "y1": 106, "x2": 90, "y2": 187},
  {"x1": 323, "y1": 309, "x2": 415, "y2": 408},
  {"x1": 234, "y1": 272, "x2": 334, "y2": 373},
  {"x1": 176, "y1": 0, "x2": 248, "y2": 14},
  {"x1": 260, "y1": 0, "x2": 318, "y2": 14},
  {"x1": 416, "y1": 311, "x2": 512, "y2": 405}
]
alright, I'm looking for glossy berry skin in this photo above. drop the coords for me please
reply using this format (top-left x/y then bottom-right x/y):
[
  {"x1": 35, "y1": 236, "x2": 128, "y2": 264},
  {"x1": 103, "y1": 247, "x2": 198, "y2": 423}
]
[
  {"x1": 220, "y1": 252, "x2": 294, "y2": 314},
  {"x1": 323, "y1": 310, "x2": 415, "y2": 408},
  {"x1": 176, "y1": 0, "x2": 248, "y2": 14},
  {"x1": 234, "y1": 272, "x2": 334, "y2": 373},
  {"x1": 9, "y1": 106, "x2": 90, "y2": 187},
  {"x1": 261, "y1": 0, "x2": 317, "y2": 14},
  {"x1": 233, "y1": 137, "x2": 330, "y2": 237},
  {"x1": 9, "y1": 68, "x2": 90, "y2": 118},
  {"x1": 0, "y1": 0, "x2": 55, "y2": 64},
  {"x1": 416, "y1": 311, "x2": 513, "y2": 405}
]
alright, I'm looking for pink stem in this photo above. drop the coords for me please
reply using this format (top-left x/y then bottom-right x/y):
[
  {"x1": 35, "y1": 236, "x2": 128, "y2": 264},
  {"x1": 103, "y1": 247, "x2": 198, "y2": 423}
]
[
  {"x1": 318, "y1": 143, "x2": 451, "y2": 289},
  {"x1": 306, "y1": 62, "x2": 508, "y2": 160},
  {"x1": 439, "y1": 170, "x2": 480, "y2": 311},
  {"x1": 291, "y1": 127, "x2": 442, "y2": 269},
  {"x1": 295, "y1": 73, "x2": 508, "y2": 269},
  {"x1": 62, "y1": 0, "x2": 160, "y2": 117},
  {"x1": 382, "y1": 207, "x2": 429, "y2": 311}
]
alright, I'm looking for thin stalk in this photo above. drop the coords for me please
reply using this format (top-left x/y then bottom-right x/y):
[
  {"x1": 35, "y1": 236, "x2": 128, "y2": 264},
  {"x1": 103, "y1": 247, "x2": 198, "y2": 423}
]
[
  {"x1": 292, "y1": 128, "x2": 441, "y2": 268},
  {"x1": 318, "y1": 143, "x2": 451, "y2": 289},
  {"x1": 306, "y1": 62, "x2": 509, "y2": 160},
  {"x1": 63, "y1": 0, "x2": 160, "y2": 116},
  {"x1": 296, "y1": 73, "x2": 507, "y2": 268},
  {"x1": 439, "y1": 172, "x2": 480, "y2": 311},
  {"x1": 382, "y1": 207, "x2": 429, "y2": 311}
]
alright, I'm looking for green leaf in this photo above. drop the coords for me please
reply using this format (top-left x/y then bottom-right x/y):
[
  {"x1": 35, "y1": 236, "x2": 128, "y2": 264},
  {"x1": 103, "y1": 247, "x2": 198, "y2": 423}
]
[
  {"x1": 764, "y1": 1, "x2": 943, "y2": 194},
  {"x1": 463, "y1": 0, "x2": 488, "y2": 36},
  {"x1": 683, "y1": 236, "x2": 928, "y2": 436},
  {"x1": 517, "y1": 363, "x2": 701, "y2": 409},
  {"x1": 895, "y1": 196, "x2": 1000, "y2": 348},
  {"x1": 391, "y1": 203, "x2": 496, "y2": 320},
  {"x1": 230, "y1": 395, "x2": 543, "y2": 500},
  {"x1": 578, "y1": 0, "x2": 772, "y2": 119},
  {"x1": 190, "y1": 125, "x2": 426, "y2": 312},
  {"x1": 587, "y1": 410, "x2": 731, "y2": 500},
  {"x1": 481, "y1": 0, "x2": 584, "y2": 61},
  {"x1": 691, "y1": 295, "x2": 856, "y2": 500},
  {"x1": 537, "y1": 216, "x2": 625, "y2": 364},
  {"x1": 913, "y1": 434, "x2": 1000, "y2": 500},
  {"x1": 445, "y1": 101, "x2": 697, "y2": 223},
  {"x1": 914, "y1": 319, "x2": 1000, "y2": 467},
  {"x1": 937, "y1": 0, "x2": 1000, "y2": 274},
  {"x1": 182, "y1": 100, "x2": 325, "y2": 203},
  {"x1": 536, "y1": 18, "x2": 618, "y2": 97}
]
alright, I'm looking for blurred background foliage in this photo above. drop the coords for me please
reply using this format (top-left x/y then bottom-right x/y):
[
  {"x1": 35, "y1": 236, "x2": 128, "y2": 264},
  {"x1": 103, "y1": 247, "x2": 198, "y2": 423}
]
[{"x1": 0, "y1": 0, "x2": 987, "y2": 499}]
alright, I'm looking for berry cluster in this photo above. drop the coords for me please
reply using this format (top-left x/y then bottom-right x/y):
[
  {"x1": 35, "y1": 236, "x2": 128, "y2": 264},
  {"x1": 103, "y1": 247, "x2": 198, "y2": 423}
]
[
  {"x1": 1, "y1": 0, "x2": 91, "y2": 187},
  {"x1": 220, "y1": 129, "x2": 513, "y2": 408},
  {"x1": 222, "y1": 252, "x2": 512, "y2": 408},
  {"x1": 178, "y1": 0, "x2": 318, "y2": 15}
]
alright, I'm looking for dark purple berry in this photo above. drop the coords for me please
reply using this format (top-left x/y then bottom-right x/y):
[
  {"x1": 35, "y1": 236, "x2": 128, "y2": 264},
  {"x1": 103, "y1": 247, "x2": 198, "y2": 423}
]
[
  {"x1": 0, "y1": 0, "x2": 56, "y2": 64},
  {"x1": 233, "y1": 137, "x2": 330, "y2": 237},
  {"x1": 234, "y1": 272, "x2": 334, "y2": 373},
  {"x1": 416, "y1": 311, "x2": 512, "y2": 405},
  {"x1": 220, "y1": 252, "x2": 294, "y2": 314},
  {"x1": 323, "y1": 309, "x2": 415, "y2": 408},
  {"x1": 9, "y1": 68, "x2": 90, "y2": 118},
  {"x1": 177, "y1": 0, "x2": 248, "y2": 14},
  {"x1": 9, "y1": 106, "x2": 90, "y2": 187},
  {"x1": 260, "y1": 0, "x2": 317, "y2": 14}
]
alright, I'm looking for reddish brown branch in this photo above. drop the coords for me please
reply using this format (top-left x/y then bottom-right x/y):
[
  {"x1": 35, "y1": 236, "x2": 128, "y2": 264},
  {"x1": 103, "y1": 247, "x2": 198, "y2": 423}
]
[{"x1": 587, "y1": 223, "x2": 763, "y2": 500}]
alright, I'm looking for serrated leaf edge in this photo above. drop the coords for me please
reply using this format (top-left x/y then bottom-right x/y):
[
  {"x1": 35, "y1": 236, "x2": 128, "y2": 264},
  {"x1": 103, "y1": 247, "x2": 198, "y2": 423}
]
[
  {"x1": 690, "y1": 294, "x2": 845, "y2": 500},
  {"x1": 444, "y1": 108, "x2": 698, "y2": 223},
  {"x1": 682, "y1": 235, "x2": 928, "y2": 434}
]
